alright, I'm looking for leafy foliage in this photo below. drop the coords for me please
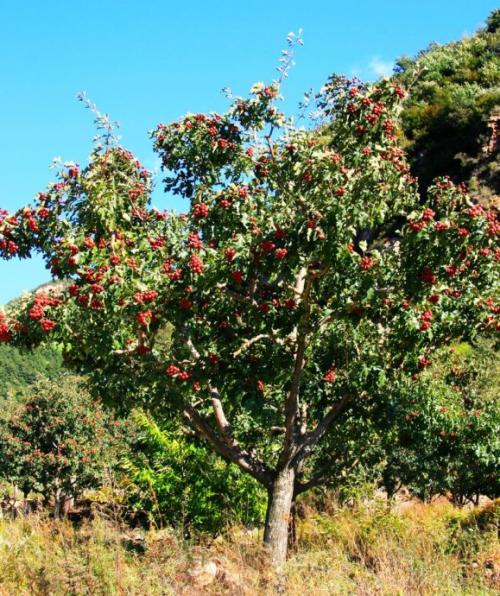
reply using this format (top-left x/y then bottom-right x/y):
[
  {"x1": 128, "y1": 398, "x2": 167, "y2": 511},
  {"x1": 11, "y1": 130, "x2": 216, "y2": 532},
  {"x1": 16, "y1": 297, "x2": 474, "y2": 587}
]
[
  {"x1": 0, "y1": 376, "x2": 120, "y2": 502},
  {"x1": 395, "y1": 10, "x2": 500, "y2": 199},
  {"x1": 379, "y1": 339, "x2": 500, "y2": 503},
  {"x1": 0, "y1": 344, "x2": 62, "y2": 405},
  {"x1": 121, "y1": 409, "x2": 266, "y2": 535}
]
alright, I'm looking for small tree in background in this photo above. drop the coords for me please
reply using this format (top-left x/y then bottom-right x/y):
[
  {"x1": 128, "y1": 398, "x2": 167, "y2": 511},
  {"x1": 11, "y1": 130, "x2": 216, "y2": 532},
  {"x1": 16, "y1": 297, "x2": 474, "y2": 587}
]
[
  {"x1": 0, "y1": 34, "x2": 498, "y2": 563},
  {"x1": 0, "y1": 376, "x2": 118, "y2": 515},
  {"x1": 378, "y1": 339, "x2": 499, "y2": 504}
]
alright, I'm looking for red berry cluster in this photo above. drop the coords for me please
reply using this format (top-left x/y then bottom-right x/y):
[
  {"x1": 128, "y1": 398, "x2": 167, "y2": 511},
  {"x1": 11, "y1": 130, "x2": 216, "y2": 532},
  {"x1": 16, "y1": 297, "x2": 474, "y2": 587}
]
[
  {"x1": 189, "y1": 254, "x2": 204, "y2": 274},
  {"x1": 360, "y1": 255, "x2": 375, "y2": 270},
  {"x1": 136, "y1": 310, "x2": 154, "y2": 327},
  {"x1": 324, "y1": 368, "x2": 336, "y2": 383},
  {"x1": 193, "y1": 203, "x2": 209, "y2": 218},
  {"x1": 0, "y1": 313, "x2": 11, "y2": 343},
  {"x1": 420, "y1": 309, "x2": 433, "y2": 331},
  {"x1": 134, "y1": 290, "x2": 158, "y2": 304}
]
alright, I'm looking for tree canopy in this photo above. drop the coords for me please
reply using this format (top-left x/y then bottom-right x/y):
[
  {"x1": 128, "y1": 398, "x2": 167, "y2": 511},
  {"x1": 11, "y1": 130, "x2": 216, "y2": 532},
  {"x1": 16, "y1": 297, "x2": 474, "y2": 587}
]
[{"x1": 0, "y1": 49, "x2": 498, "y2": 563}]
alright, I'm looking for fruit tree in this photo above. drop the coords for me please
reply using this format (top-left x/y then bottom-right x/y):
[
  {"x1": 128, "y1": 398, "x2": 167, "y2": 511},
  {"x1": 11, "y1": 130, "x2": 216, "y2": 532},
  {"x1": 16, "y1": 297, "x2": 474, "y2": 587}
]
[{"x1": 0, "y1": 58, "x2": 498, "y2": 564}]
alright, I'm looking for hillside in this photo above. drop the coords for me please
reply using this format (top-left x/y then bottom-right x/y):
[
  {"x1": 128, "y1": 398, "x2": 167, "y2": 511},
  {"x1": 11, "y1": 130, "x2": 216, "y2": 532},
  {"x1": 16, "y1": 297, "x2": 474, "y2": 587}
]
[{"x1": 396, "y1": 9, "x2": 500, "y2": 203}]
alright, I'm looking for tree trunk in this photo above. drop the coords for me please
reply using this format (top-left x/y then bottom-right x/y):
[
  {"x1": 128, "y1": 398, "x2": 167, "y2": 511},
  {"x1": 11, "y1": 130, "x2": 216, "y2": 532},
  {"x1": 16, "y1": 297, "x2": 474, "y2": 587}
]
[{"x1": 263, "y1": 467, "x2": 296, "y2": 567}]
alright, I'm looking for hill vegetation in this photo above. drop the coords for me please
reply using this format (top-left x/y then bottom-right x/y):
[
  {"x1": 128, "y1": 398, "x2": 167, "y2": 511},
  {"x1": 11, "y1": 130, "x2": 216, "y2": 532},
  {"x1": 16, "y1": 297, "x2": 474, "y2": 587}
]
[{"x1": 396, "y1": 9, "x2": 500, "y2": 202}]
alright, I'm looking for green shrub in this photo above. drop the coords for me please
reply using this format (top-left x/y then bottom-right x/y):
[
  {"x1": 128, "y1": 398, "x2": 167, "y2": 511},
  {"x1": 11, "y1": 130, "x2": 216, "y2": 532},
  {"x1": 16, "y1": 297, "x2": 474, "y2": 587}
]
[{"x1": 121, "y1": 409, "x2": 267, "y2": 535}]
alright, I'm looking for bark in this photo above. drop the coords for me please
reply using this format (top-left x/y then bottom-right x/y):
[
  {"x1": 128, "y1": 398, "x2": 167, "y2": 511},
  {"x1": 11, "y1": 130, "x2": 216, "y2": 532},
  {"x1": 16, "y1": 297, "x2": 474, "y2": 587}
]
[{"x1": 263, "y1": 467, "x2": 296, "y2": 566}]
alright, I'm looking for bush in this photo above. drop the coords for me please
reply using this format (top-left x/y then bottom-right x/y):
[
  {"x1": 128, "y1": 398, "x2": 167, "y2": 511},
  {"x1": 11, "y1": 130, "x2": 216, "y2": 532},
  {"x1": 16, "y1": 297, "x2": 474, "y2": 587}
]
[
  {"x1": 121, "y1": 409, "x2": 266, "y2": 535},
  {"x1": 0, "y1": 376, "x2": 121, "y2": 511}
]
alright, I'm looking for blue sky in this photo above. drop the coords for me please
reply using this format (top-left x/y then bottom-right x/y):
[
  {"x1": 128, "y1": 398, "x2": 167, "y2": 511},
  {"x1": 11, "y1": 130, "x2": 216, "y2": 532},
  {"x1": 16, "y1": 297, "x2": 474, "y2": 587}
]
[{"x1": 0, "y1": 0, "x2": 497, "y2": 304}]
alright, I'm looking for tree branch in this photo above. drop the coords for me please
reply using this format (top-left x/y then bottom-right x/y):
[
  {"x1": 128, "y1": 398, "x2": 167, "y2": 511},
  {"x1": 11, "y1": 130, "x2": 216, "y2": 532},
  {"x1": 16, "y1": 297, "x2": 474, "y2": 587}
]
[
  {"x1": 183, "y1": 336, "x2": 273, "y2": 487},
  {"x1": 291, "y1": 394, "x2": 353, "y2": 468},
  {"x1": 183, "y1": 404, "x2": 272, "y2": 487},
  {"x1": 278, "y1": 267, "x2": 313, "y2": 468}
]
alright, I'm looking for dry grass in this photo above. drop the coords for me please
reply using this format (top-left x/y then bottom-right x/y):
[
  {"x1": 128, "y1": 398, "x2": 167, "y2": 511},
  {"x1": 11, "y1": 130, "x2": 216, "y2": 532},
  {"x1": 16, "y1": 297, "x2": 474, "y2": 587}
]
[{"x1": 0, "y1": 498, "x2": 498, "y2": 595}]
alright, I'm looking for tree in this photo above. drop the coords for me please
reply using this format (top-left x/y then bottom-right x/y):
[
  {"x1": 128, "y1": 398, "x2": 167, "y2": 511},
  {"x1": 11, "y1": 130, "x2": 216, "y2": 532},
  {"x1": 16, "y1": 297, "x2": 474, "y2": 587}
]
[
  {"x1": 0, "y1": 376, "x2": 119, "y2": 515},
  {"x1": 0, "y1": 48, "x2": 498, "y2": 563},
  {"x1": 378, "y1": 339, "x2": 499, "y2": 504}
]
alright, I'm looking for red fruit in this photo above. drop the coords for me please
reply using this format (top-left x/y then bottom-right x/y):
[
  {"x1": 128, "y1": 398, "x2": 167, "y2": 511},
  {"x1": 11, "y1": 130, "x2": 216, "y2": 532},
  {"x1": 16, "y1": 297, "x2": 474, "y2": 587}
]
[
  {"x1": 421, "y1": 208, "x2": 436, "y2": 222},
  {"x1": 335, "y1": 187, "x2": 346, "y2": 197},
  {"x1": 324, "y1": 368, "x2": 336, "y2": 383},
  {"x1": 134, "y1": 290, "x2": 158, "y2": 304},
  {"x1": 428, "y1": 294, "x2": 440, "y2": 304},
  {"x1": 225, "y1": 248, "x2": 236, "y2": 262},
  {"x1": 360, "y1": 256, "x2": 375, "y2": 270},
  {"x1": 149, "y1": 237, "x2": 165, "y2": 250},
  {"x1": 83, "y1": 237, "x2": 95, "y2": 249},
  {"x1": 260, "y1": 240, "x2": 276, "y2": 253},
  {"x1": 274, "y1": 228, "x2": 286, "y2": 240},
  {"x1": 179, "y1": 298, "x2": 193, "y2": 310},
  {"x1": 275, "y1": 248, "x2": 288, "y2": 259},
  {"x1": 421, "y1": 266, "x2": 437, "y2": 285},
  {"x1": 231, "y1": 271, "x2": 243, "y2": 284},
  {"x1": 434, "y1": 221, "x2": 449, "y2": 232},
  {"x1": 467, "y1": 205, "x2": 484, "y2": 218},
  {"x1": 410, "y1": 220, "x2": 425, "y2": 232},
  {"x1": 137, "y1": 310, "x2": 153, "y2": 327},
  {"x1": 29, "y1": 305, "x2": 45, "y2": 320},
  {"x1": 40, "y1": 318, "x2": 56, "y2": 332},
  {"x1": 168, "y1": 269, "x2": 183, "y2": 281},
  {"x1": 166, "y1": 365, "x2": 180, "y2": 377},
  {"x1": 188, "y1": 232, "x2": 203, "y2": 249},
  {"x1": 193, "y1": 203, "x2": 209, "y2": 218},
  {"x1": 189, "y1": 254, "x2": 204, "y2": 274},
  {"x1": 110, "y1": 255, "x2": 121, "y2": 265}
]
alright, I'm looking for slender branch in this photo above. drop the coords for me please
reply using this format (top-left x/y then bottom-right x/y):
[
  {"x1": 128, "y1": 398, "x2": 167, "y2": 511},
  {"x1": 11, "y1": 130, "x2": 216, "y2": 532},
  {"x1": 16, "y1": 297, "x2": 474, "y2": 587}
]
[
  {"x1": 291, "y1": 394, "x2": 353, "y2": 468},
  {"x1": 295, "y1": 457, "x2": 360, "y2": 495},
  {"x1": 183, "y1": 404, "x2": 272, "y2": 487},
  {"x1": 278, "y1": 267, "x2": 313, "y2": 467},
  {"x1": 209, "y1": 384, "x2": 239, "y2": 448},
  {"x1": 183, "y1": 336, "x2": 273, "y2": 487},
  {"x1": 232, "y1": 332, "x2": 284, "y2": 357}
]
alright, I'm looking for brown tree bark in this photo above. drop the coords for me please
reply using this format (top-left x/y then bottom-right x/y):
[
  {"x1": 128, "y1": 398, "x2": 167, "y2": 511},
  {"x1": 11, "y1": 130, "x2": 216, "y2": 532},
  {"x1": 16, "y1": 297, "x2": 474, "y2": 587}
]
[{"x1": 263, "y1": 467, "x2": 296, "y2": 567}]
